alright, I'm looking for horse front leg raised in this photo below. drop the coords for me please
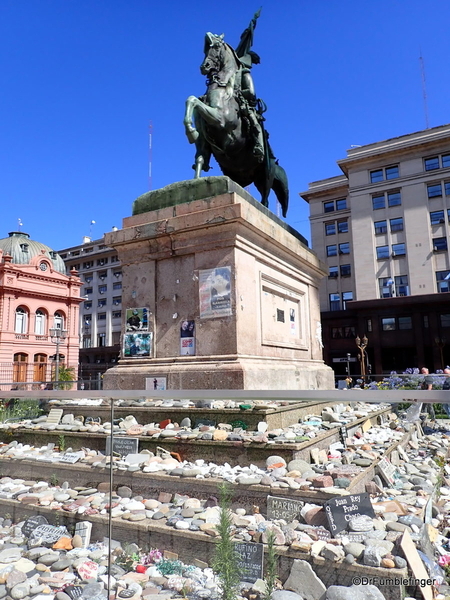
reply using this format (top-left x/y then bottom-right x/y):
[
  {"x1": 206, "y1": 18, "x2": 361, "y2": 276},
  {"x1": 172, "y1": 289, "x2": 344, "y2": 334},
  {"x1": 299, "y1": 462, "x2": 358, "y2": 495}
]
[
  {"x1": 184, "y1": 95, "x2": 224, "y2": 144},
  {"x1": 184, "y1": 96, "x2": 200, "y2": 144}
]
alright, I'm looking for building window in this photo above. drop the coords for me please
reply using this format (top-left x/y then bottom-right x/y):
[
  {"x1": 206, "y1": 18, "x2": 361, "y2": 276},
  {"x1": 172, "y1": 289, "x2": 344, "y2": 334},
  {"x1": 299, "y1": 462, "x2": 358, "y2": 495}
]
[
  {"x1": 340, "y1": 264, "x2": 351, "y2": 277},
  {"x1": 440, "y1": 314, "x2": 450, "y2": 328},
  {"x1": 331, "y1": 327, "x2": 343, "y2": 338},
  {"x1": 97, "y1": 313, "x2": 106, "y2": 321},
  {"x1": 446, "y1": 182, "x2": 450, "y2": 196},
  {"x1": 82, "y1": 336, "x2": 91, "y2": 348},
  {"x1": 370, "y1": 165, "x2": 399, "y2": 183},
  {"x1": 98, "y1": 333, "x2": 106, "y2": 347},
  {"x1": 84, "y1": 314, "x2": 92, "y2": 325},
  {"x1": 84, "y1": 301, "x2": 92, "y2": 310},
  {"x1": 433, "y1": 237, "x2": 448, "y2": 252},
  {"x1": 329, "y1": 293, "x2": 341, "y2": 311},
  {"x1": 323, "y1": 199, "x2": 347, "y2": 213},
  {"x1": 329, "y1": 266, "x2": 338, "y2": 278},
  {"x1": 83, "y1": 261, "x2": 93, "y2": 269},
  {"x1": 339, "y1": 242, "x2": 350, "y2": 254},
  {"x1": 372, "y1": 195, "x2": 385, "y2": 210},
  {"x1": 112, "y1": 310, "x2": 122, "y2": 319},
  {"x1": 428, "y1": 183, "x2": 442, "y2": 198},
  {"x1": 54, "y1": 312, "x2": 64, "y2": 330},
  {"x1": 113, "y1": 270, "x2": 122, "y2": 278},
  {"x1": 98, "y1": 299, "x2": 107, "y2": 308},
  {"x1": 431, "y1": 210, "x2": 445, "y2": 225},
  {"x1": 35, "y1": 310, "x2": 46, "y2": 335},
  {"x1": 110, "y1": 255, "x2": 119, "y2": 263},
  {"x1": 13, "y1": 352, "x2": 28, "y2": 382},
  {"x1": 84, "y1": 287, "x2": 93, "y2": 295},
  {"x1": 436, "y1": 270, "x2": 450, "y2": 292},
  {"x1": 379, "y1": 277, "x2": 394, "y2": 298},
  {"x1": 113, "y1": 282, "x2": 122, "y2": 290},
  {"x1": 367, "y1": 319, "x2": 372, "y2": 332},
  {"x1": 342, "y1": 291, "x2": 353, "y2": 309},
  {"x1": 374, "y1": 220, "x2": 387, "y2": 234},
  {"x1": 15, "y1": 307, "x2": 28, "y2": 334},
  {"x1": 337, "y1": 220, "x2": 348, "y2": 233},
  {"x1": 83, "y1": 247, "x2": 93, "y2": 253},
  {"x1": 424, "y1": 154, "x2": 450, "y2": 170},
  {"x1": 392, "y1": 243, "x2": 406, "y2": 257},
  {"x1": 395, "y1": 275, "x2": 409, "y2": 296},
  {"x1": 327, "y1": 245, "x2": 337, "y2": 257},
  {"x1": 84, "y1": 274, "x2": 93, "y2": 283},
  {"x1": 376, "y1": 245, "x2": 389, "y2": 259},
  {"x1": 382, "y1": 317, "x2": 396, "y2": 331},
  {"x1": 423, "y1": 315, "x2": 429, "y2": 328},
  {"x1": 398, "y1": 316, "x2": 412, "y2": 330},
  {"x1": 324, "y1": 201, "x2": 335, "y2": 213},
  {"x1": 336, "y1": 199, "x2": 347, "y2": 210},
  {"x1": 98, "y1": 284, "x2": 107, "y2": 294},
  {"x1": 113, "y1": 296, "x2": 122, "y2": 306},
  {"x1": 390, "y1": 217, "x2": 403, "y2": 232},
  {"x1": 98, "y1": 271, "x2": 107, "y2": 280},
  {"x1": 387, "y1": 191, "x2": 401, "y2": 207},
  {"x1": 325, "y1": 222, "x2": 336, "y2": 236},
  {"x1": 97, "y1": 258, "x2": 108, "y2": 266}
]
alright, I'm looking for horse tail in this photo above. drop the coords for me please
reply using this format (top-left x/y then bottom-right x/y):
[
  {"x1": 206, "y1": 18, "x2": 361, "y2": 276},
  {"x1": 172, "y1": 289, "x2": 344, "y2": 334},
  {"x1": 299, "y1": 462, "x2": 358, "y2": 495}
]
[{"x1": 272, "y1": 163, "x2": 289, "y2": 218}]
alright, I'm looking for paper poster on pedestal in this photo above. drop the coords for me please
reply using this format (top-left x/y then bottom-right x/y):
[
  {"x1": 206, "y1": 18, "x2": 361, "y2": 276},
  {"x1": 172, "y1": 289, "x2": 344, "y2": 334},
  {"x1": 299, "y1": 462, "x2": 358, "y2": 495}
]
[
  {"x1": 180, "y1": 320, "x2": 195, "y2": 355},
  {"x1": 146, "y1": 377, "x2": 167, "y2": 391},
  {"x1": 199, "y1": 267, "x2": 232, "y2": 319},
  {"x1": 125, "y1": 307, "x2": 149, "y2": 332},
  {"x1": 123, "y1": 332, "x2": 153, "y2": 357}
]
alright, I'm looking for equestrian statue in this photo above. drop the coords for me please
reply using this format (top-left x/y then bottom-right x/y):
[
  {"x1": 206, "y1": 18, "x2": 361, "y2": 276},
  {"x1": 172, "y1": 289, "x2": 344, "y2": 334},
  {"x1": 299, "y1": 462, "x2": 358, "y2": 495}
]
[{"x1": 183, "y1": 10, "x2": 289, "y2": 217}]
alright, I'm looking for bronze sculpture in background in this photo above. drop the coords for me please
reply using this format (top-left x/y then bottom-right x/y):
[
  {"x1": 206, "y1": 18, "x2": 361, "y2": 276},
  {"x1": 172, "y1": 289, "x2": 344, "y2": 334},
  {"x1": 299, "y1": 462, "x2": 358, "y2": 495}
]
[{"x1": 183, "y1": 10, "x2": 289, "y2": 217}]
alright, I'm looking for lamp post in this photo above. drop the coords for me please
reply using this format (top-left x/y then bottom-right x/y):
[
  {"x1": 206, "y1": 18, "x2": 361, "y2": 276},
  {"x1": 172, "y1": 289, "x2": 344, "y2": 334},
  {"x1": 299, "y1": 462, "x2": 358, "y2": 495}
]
[
  {"x1": 50, "y1": 327, "x2": 67, "y2": 389},
  {"x1": 355, "y1": 335, "x2": 369, "y2": 383}
]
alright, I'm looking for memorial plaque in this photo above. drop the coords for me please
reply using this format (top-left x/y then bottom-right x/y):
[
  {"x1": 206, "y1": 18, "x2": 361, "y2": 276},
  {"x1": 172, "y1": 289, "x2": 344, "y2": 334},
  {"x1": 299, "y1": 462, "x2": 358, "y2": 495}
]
[
  {"x1": 377, "y1": 457, "x2": 398, "y2": 486},
  {"x1": 324, "y1": 492, "x2": 375, "y2": 535},
  {"x1": 336, "y1": 532, "x2": 366, "y2": 543},
  {"x1": 267, "y1": 496, "x2": 304, "y2": 522},
  {"x1": 400, "y1": 530, "x2": 433, "y2": 600},
  {"x1": 65, "y1": 586, "x2": 84, "y2": 600},
  {"x1": 22, "y1": 515, "x2": 49, "y2": 538},
  {"x1": 105, "y1": 437, "x2": 139, "y2": 457},
  {"x1": 77, "y1": 560, "x2": 99, "y2": 581},
  {"x1": 310, "y1": 527, "x2": 331, "y2": 541},
  {"x1": 31, "y1": 524, "x2": 69, "y2": 544},
  {"x1": 74, "y1": 521, "x2": 92, "y2": 548},
  {"x1": 59, "y1": 452, "x2": 84, "y2": 464},
  {"x1": 118, "y1": 590, "x2": 136, "y2": 599},
  {"x1": 339, "y1": 425, "x2": 347, "y2": 447},
  {"x1": 235, "y1": 542, "x2": 263, "y2": 583}
]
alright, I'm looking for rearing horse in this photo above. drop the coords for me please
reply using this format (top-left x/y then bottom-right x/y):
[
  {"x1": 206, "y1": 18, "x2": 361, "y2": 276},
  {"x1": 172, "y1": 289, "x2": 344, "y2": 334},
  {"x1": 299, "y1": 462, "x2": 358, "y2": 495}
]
[{"x1": 183, "y1": 32, "x2": 289, "y2": 217}]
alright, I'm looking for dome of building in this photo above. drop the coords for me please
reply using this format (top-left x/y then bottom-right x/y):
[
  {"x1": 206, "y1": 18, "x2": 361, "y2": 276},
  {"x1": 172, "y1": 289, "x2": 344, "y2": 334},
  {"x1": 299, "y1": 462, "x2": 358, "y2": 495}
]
[{"x1": 0, "y1": 232, "x2": 67, "y2": 275}]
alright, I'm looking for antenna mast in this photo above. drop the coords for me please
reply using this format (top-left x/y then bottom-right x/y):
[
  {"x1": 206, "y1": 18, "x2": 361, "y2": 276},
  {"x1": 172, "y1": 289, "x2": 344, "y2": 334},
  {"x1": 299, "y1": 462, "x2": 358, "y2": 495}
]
[
  {"x1": 148, "y1": 120, "x2": 153, "y2": 191},
  {"x1": 419, "y1": 52, "x2": 430, "y2": 129}
]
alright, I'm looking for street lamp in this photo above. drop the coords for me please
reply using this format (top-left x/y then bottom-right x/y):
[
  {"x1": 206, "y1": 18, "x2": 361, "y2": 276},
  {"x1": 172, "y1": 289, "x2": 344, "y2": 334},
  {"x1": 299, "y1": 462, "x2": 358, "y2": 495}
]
[
  {"x1": 355, "y1": 335, "x2": 369, "y2": 383},
  {"x1": 50, "y1": 327, "x2": 67, "y2": 388}
]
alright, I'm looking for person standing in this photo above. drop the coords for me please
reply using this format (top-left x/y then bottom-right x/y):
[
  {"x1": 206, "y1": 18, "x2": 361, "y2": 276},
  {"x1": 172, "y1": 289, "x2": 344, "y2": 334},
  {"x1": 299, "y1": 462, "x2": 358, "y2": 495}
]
[{"x1": 420, "y1": 367, "x2": 435, "y2": 420}]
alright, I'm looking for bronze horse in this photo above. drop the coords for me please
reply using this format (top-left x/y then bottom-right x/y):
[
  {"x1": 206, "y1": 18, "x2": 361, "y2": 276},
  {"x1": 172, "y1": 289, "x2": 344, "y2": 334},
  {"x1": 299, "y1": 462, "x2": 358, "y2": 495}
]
[{"x1": 183, "y1": 32, "x2": 289, "y2": 217}]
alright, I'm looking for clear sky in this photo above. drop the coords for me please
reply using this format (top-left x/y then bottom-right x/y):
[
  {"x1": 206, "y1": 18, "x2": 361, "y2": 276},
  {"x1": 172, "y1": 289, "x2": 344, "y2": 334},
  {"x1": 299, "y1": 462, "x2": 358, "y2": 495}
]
[{"x1": 1, "y1": 0, "x2": 450, "y2": 251}]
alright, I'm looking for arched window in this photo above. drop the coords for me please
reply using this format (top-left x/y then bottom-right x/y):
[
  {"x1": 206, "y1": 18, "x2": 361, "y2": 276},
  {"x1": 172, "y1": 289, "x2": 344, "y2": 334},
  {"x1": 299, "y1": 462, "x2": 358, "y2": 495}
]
[
  {"x1": 13, "y1": 353, "x2": 28, "y2": 382},
  {"x1": 14, "y1": 307, "x2": 28, "y2": 334},
  {"x1": 33, "y1": 353, "x2": 47, "y2": 382},
  {"x1": 35, "y1": 310, "x2": 46, "y2": 335},
  {"x1": 54, "y1": 312, "x2": 64, "y2": 330}
]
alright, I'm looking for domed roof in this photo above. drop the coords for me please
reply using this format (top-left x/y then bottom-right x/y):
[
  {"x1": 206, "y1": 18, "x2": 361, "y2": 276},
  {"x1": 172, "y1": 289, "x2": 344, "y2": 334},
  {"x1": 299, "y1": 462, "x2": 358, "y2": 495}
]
[{"x1": 0, "y1": 232, "x2": 67, "y2": 275}]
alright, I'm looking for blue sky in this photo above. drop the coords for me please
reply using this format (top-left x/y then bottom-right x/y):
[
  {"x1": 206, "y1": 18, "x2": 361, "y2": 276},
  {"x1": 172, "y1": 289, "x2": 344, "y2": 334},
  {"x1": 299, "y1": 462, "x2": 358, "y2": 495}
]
[{"x1": 1, "y1": 0, "x2": 450, "y2": 251}]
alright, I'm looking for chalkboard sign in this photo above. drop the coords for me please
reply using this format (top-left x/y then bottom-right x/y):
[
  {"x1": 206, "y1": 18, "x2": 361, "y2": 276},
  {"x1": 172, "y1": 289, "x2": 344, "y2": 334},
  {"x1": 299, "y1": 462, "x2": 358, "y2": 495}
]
[
  {"x1": 235, "y1": 542, "x2": 263, "y2": 583},
  {"x1": 64, "y1": 586, "x2": 84, "y2": 600},
  {"x1": 31, "y1": 524, "x2": 69, "y2": 544},
  {"x1": 324, "y1": 492, "x2": 375, "y2": 535},
  {"x1": 105, "y1": 437, "x2": 139, "y2": 457},
  {"x1": 22, "y1": 515, "x2": 49, "y2": 538},
  {"x1": 267, "y1": 496, "x2": 304, "y2": 522}
]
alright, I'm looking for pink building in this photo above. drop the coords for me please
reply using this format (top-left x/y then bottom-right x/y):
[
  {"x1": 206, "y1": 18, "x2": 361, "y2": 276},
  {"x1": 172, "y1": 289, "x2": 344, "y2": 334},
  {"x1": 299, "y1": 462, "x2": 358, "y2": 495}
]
[{"x1": 0, "y1": 232, "x2": 82, "y2": 388}]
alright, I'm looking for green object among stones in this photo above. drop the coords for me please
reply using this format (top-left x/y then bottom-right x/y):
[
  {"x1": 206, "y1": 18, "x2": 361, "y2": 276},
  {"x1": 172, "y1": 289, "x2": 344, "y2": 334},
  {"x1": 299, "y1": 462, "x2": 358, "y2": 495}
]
[
  {"x1": 239, "y1": 404, "x2": 252, "y2": 411},
  {"x1": 230, "y1": 419, "x2": 248, "y2": 430}
]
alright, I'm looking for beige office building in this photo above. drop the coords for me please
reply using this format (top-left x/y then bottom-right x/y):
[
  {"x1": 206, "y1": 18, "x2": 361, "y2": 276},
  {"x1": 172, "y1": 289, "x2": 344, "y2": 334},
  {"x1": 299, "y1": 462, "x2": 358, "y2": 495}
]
[{"x1": 301, "y1": 124, "x2": 450, "y2": 373}]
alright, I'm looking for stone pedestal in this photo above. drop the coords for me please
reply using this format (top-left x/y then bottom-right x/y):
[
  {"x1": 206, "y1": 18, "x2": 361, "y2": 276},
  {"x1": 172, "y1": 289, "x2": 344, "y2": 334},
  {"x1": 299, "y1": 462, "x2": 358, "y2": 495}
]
[{"x1": 103, "y1": 177, "x2": 334, "y2": 390}]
